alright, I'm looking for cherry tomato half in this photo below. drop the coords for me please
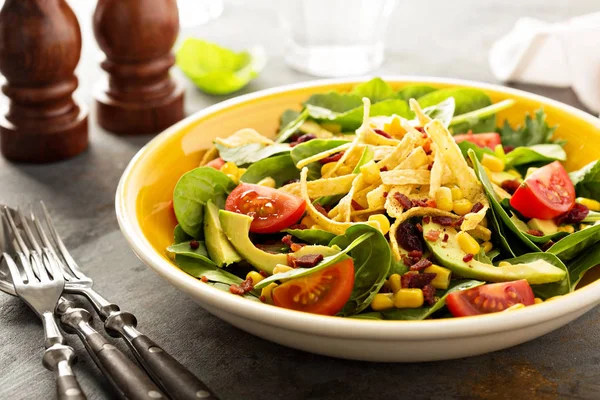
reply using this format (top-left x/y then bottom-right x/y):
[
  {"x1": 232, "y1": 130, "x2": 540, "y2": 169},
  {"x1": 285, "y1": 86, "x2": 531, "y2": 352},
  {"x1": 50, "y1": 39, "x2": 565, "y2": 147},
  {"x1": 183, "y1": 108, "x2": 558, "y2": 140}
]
[
  {"x1": 272, "y1": 259, "x2": 355, "y2": 316},
  {"x1": 205, "y1": 157, "x2": 226, "y2": 170},
  {"x1": 510, "y1": 161, "x2": 575, "y2": 219},
  {"x1": 446, "y1": 280, "x2": 535, "y2": 317},
  {"x1": 453, "y1": 132, "x2": 501, "y2": 149},
  {"x1": 225, "y1": 183, "x2": 306, "y2": 234}
]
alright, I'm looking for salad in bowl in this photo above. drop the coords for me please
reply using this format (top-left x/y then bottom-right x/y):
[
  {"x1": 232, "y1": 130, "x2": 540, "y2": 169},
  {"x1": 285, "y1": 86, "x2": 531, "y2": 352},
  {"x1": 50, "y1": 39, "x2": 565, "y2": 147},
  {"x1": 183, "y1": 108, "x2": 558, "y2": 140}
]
[{"x1": 166, "y1": 78, "x2": 600, "y2": 321}]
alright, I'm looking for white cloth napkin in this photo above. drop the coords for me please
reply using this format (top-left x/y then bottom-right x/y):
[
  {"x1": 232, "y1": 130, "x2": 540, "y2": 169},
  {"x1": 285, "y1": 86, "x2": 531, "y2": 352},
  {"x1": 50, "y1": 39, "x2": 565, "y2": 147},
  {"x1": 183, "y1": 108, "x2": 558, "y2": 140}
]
[{"x1": 489, "y1": 13, "x2": 600, "y2": 114}]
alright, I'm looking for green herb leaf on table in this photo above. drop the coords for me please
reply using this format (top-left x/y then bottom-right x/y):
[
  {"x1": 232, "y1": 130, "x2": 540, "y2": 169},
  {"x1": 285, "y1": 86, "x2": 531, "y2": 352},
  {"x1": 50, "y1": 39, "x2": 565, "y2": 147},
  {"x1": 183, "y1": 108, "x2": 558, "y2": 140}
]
[
  {"x1": 567, "y1": 242, "x2": 600, "y2": 290},
  {"x1": 215, "y1": 142, "x2": 291, "y2": 166},
  {"x1": 284, "y1": 229, "x2": 336, "y2": 246},
  {"x1": 173, "y1": 167, "x2": 236, "y2": 238},
  {"x1": 569, "y1": 160, "x2": 600, "y2": 199},
  {"x1": 239, "y1": 153, "x2": 300, "y2": 187},
  {"x1": 176, "y1": 38, "x2": 265, "y2": 95},
  {"x1": 350, "y1": 78, "x2": 396, "y2": 103},
  {"x1": 497, "y1": 108, "x2": 562, "y2": 148},
  {"x1": 275, "y1": 109, "x2": 309, "y2": 143},
  {"x1": 504, "y1": 144, "x2": 566, "y2": 167},
  {"x1": 547, "y1": 224, "x2": 600, "y2": 261},
  {"x1": 397, "y1": 85, "x2": 438, "y2": 101},
  {"x1": 503, "y1": 252, "x2": 570, "y2": 299},
  {"x1": 290, "y1": 138, "x2": 351, "y2": 180}
]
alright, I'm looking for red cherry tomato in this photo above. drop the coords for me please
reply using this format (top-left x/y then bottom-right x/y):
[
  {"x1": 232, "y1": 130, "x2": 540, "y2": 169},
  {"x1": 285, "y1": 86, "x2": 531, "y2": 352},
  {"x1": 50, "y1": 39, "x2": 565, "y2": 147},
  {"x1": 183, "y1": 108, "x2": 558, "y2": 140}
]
[
  {"x1": 510, "y1": 161, "x2": 575, "y2": 219},
  {"x1": 453, "y1": 132, "x2": 501, "y2": 149},
  {"x1": 272, "y1": 259, "x2": 355, "y2": 316},
  {"x1": 446, "y1": 280, "x2": 535, "y2": 317},
  {"x1": 205, "y1": 158, "x2": 226, "y2": 169},
  {"x1": 225, "y1": 183, "x2": 306, "y2": 234}
]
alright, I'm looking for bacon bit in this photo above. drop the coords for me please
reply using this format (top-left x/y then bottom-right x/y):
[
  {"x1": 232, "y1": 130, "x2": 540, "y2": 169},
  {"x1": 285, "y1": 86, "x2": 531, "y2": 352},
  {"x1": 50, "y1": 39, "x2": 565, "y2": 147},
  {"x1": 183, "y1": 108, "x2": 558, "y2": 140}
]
[
  {"x1": 443, "y1": 233, "x2": 449, "y2": 243},
  {"x1": 351, "y1": 200, "x2": 364, "y2": 211},
  {"x1": 422, "y1": 284, "x2": 436, "y2": 306},
  {"x1": 403, "y1": 272, "x2": 437, "y2": 289},
  {"x1": 410, "y1": 258, "x2": 433, "y2": 271},
  {"x1": 503, "y1": 145, "x2": 515, "y2": 154},
  {"x1": 394, "y1": 192, "x2": 414, "y2": 209},
  {"x1": 383, "y1": 191, "x2": 388, "y2": 198},
  {"x1": 501, "y1": 179, "x2": 521, "y2": 195},
  {"x1": 314, "y1": 203, "x2": 328, "y2": 217},
  {"x1": 259, "y1": 295, "x2": 266, "y2": 302},
  {"x1": 319, "y1": 152, "x2": 344, "y2": 164},
  {"x1": 200, "y1": 275, "x2": 208, "y2": 283},
  {"x1": 290, "y1": 133, "x2": 316, "y2": 147},
  {"x1": 423, "y1": 216, "x2": 431, "y2": 224},
  {"x1": 288, "y1": 223, "x2": 307, "y2": 230},
  {"x1": 281, "y1": 235, "x2": 294, "y2": 247},
  {"x1": 230, "y1": 277, "x2": 254, "y2": 295},
  {"x1": 380, "y1": 166, "x2": 388, "y2": 172},
  {"x1": 526, "y1": 229, "x2": 544, "y2": 237},
  {"x1": 414, "y1": 198, "x2": 436, "y2": 208},
  {"x1": 408, "y1": 250, "x2": 423, "y2": 259},
  {"x1": 287, "y1": 254, "x2": 297, "y2": 268},
  {"x1": 432, "y1": 216, "x2": 454, "y2": 226},
  {"x1": 189, "y1": 240, "x2": 200, "y2": 250},
  {"x1": 451, "y1": 216, "x2": 465, "y2": 229},
  {"x1": 427, "y1": 163, "x2": 434, "y2": 171},
  {"x1": 415, "y1": 126, "x2": 425, "y2": 133},
  {"x1": 402, "y1": 255, "x2": 416, "y2": 267},
  {"x1": 259, "y1": 270, "x2": 269, "y2": 277},
  {"x1": 374, "y1": 129, "x2": 392, "y2": 139},
  {"x1": 294, "y1": 254, "x2": 324, "y2": 268},
  {"x1": 416, "y1": 223, "x2": 423, "y2": 233},
  {"x1": 423, "y1": 139, "x2": 432, "y2": 155},
  {"x1": 471, "y1": 202, "x2": 484, "y2": 213},
  {"x1": 462, "y1": 253, "x2": 474, "y2": 262},
  {"x1": 290, "y1": 243, "x2": 305, "y2": 252},
  {"x1": 424, "y1": 229, "x2": 441, "y2": 242}
]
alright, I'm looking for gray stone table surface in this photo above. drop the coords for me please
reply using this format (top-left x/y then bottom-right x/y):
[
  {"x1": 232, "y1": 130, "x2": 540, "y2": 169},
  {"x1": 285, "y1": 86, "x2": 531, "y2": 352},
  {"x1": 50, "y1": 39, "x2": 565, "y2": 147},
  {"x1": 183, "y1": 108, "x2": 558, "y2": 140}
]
[{"x1": 1, "y1": 1, "x2": 600, "y2": 399}]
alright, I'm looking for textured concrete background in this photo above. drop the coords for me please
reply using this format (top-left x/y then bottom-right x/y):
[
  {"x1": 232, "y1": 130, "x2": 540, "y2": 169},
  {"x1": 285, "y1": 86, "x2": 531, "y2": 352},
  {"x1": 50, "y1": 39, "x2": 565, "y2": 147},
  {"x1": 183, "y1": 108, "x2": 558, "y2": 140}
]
[{"x1": 1, "y1": 1, "x2": 600, "y2": 399}]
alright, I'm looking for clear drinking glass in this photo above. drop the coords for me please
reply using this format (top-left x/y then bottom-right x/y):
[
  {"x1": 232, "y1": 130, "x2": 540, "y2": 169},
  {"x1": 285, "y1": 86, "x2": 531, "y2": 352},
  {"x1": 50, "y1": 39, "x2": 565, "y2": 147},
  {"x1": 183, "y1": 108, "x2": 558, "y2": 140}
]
[{"x1": 279, "y1": 0, "x2": 396, "y2": 77}]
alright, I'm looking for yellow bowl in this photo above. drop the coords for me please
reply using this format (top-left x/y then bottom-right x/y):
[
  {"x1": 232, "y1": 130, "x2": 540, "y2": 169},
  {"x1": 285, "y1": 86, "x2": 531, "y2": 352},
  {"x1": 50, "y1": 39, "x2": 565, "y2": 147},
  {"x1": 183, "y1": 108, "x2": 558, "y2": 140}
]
[{"x1": 116, "y1": 77, "x2": 600, "y2": 362}]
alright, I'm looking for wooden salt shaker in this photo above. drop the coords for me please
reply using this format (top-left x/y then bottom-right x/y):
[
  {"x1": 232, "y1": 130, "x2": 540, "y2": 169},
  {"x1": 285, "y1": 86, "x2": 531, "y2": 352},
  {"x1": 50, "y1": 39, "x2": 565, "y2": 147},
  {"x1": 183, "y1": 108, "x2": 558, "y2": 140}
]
[
  {"x1": 0, "y1": 0, "x2": 88, "y2": 163},
  {"x1": 93, "y1": 0, "x2": 185, "y2": 135}
]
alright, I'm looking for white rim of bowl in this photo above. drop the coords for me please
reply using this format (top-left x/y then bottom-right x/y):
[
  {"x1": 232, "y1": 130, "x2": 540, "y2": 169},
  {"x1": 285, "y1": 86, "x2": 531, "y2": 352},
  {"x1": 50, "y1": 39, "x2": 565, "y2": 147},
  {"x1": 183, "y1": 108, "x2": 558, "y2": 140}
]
[{"x1": 116, "y1": 76, "x2": 600, "y2": 341}]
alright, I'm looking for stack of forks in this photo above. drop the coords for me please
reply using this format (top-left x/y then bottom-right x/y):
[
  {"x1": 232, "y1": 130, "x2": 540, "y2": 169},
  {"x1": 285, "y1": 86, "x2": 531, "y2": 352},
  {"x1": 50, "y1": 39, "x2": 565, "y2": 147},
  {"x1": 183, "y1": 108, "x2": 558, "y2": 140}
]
[{"x1": 0, "y1": 204, "x2": 218, "y2": 400}]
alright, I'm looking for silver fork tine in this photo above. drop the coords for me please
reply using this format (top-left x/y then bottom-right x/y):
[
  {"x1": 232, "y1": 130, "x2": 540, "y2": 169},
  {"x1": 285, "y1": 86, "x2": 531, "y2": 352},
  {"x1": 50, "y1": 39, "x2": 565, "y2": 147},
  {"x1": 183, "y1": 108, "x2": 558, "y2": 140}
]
[
  {"x1": 19, "y1": 207, "x2": 42, "y2": 253},
  {"x1": 4, "y1": 251, "x2": 24, "y2": 286},
  {"x1": 17, "y1": 251, "x2": 36, "y2": 283},
  {"x1": 32, "y1": 251, "x2": 50, "y2": 282},
  {"x1": 3, "y1": 206, "x2": 29, "y2": 257}
]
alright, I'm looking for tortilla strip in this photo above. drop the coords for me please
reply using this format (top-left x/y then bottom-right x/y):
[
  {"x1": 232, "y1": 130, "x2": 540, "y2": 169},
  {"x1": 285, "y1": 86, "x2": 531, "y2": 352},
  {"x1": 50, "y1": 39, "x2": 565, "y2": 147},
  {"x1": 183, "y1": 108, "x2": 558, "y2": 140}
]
[
  {"x1": 409, "y1": 98, "x2": 433, "y2": 127},
  {"x1": 429, "y1": 144, "x2": 444, "y2": 197},
  {"x1": 372, "y1": 146, "x2": 396, "y2": 160},
  {"x1": 384, "y1": 185, "x2": 414, "y2": 218},
  {"x1": 280, "y1": 174, "x2": 356, "y2": 198},
  {"x1": 381, "y1": 170, "x2": 431, "y2": 185},
  {"x1": 199, "y1": 146, "x2": 219, "y2": 166},
  {"x1": 376, "y1": 133, "x2": 419, "y2": 170},
  {"x1": 295, "y1": 142, "x2": 352, "y2": 169}
]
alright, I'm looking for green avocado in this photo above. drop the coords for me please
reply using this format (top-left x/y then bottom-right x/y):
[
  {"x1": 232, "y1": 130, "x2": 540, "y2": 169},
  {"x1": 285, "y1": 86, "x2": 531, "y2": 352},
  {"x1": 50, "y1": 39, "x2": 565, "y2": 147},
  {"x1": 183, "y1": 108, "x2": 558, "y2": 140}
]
[
  {"x1": 218, "y1": 210, "x2": 339, "y2": 275},
  {"x1": 423, "y1": 222, "x2": 566, "y2": 284},
  {"x1": 204, "y1": 201, "x2": 243, "y2": 267}
]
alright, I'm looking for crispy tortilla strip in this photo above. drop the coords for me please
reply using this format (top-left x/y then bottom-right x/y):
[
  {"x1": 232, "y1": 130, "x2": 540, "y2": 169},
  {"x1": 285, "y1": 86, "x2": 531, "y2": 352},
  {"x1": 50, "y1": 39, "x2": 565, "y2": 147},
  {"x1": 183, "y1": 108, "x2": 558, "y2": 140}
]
[
  {"x1": 395, "y1": 146, "x2": 430, "y2": 170},
  {"x1": 336, "y1": 174, "x2": 364, "y2": 222},
  {"x1": 280, "y1": 174, "x2": 356, "y2": 198},
  {"x1": 351, "y1": 208, "x2": 385, "y2": 217},
  {"x1": 388, "y1": 219, "x2": 406, "y2": 262},
  {"x1": 372, "y1": 146, "x2": 396, "y2": 160},
  {"x1": 381, "y1": 170, "x2": 431, "y2": 185},
  {"x1": 299, "y1": 168, "x2": 377, "y2": 235},
  {"x1": 214, "y1": 128, "x2": 273, "y2": 148},
  {"x1": 460, "y1": 193, "x2": 489, "y2": 231},
  {"x1": 469, "y1": 225, "x2": 492, "y2": 242},
  {"x1": 409, "y1": 98, "x2": 433, "y2": 127},
  {"x1": 493, "y1": 183, "x2": 512, "y2": 200},
  {"x1": 384, "y1": 186, "x2": 414, "y2": 218},
  {"x1": 300, "y1": 120, "x2": 334, "y2": 138},
  {"x1": 295, "y1": 142, "x2": 352, "y2": 169},
  {"x1": 366, "y1": 184, "x2": 389, "y2": 210},
  {"x1": 429, "y1": 144, "x2": 444, "y2": 197},
  {"x1": 376, "y1": 132, "x2": 419, "y2": 170},
  {"x1": 425, "y1": 120, "x2": 481, "y2": 200},
  {"x1": 361, "y1": 125, "x2": 400, "y2": 146},
  {"x1": 199, "y1": 146, "x2": 219, "y2": 166}
]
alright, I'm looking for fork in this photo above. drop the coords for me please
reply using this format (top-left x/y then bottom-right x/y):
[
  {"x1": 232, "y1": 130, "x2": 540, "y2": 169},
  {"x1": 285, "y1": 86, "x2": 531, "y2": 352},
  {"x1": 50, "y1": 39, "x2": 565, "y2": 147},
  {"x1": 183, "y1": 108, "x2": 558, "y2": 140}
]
[
  {"x1": 2, "y1": 206, "x2": 167, "y2": 400},
  {"x1": 2, "y1": 250, "x2": 86, "y2": 400},
  {"x1": 31, "y1": 203, "x2": 218, "y2": 400}
]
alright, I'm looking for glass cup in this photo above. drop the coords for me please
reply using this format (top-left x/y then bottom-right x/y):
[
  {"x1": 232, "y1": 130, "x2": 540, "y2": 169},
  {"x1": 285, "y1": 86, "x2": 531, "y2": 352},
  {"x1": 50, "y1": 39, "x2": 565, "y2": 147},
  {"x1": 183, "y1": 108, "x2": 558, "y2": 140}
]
[{"x1": 279, "y1": 0, "x2": 396, "y2": 77}]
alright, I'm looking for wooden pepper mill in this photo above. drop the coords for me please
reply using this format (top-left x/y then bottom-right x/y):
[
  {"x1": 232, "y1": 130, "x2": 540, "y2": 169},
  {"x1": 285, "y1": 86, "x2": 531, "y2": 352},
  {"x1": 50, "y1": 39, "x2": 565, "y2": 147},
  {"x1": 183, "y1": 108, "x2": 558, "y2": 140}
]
[
  {"x1": 0, "y1": 0, "x2": 88, "y2": 163},
  {"x1": 93, "y1": 0, "x2": 185, "y2": 135}
]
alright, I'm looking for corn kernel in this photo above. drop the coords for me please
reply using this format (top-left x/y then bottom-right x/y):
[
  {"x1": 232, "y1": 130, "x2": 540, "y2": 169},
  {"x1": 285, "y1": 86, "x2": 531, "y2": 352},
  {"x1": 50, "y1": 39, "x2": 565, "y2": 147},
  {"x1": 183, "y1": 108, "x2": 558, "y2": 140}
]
[
  {"x1": 273, "y1": 265, "x2": 293, "y2": 275},
  {"x1": 451, "y1": 186, "x2": 463, "y2": 200},
  {"x1": 453, "y1": 199, "x2": 473, "y2": 216},
  {"x1": 435, "y1": 187, "x2": 454, "y2": 212},
  {"x1": 545, "y1": 296, "x2": 562, "y2": 302},
  {"x1": 321, "y1": 162, "x2": 337, "y2": 177},
  {"x1": 498, "y1": 261, "x2": 512, "y2": 268},
  {"x1": 482, "y1": 153, "x2": 505, "y2": 173},
  {"x1": 507, "y1": 169, "x2": 522, "y2": 179},
  {"x1": 226, "y1": 173, "x2": 238, "y2": 184},
  {"x1": 368, "y1": 214, "x2": 390, "y2": 235},
  {"x1": 301, "y1": 215, "x2": 315, "y2": 227},
  {"x1": 424, "y1": 265, "x2": 452, "y2": 289},
  {"x1": 558, "y1": 225, "x2": 575, "y2": 233},
  {"x1": 457, "y1": 231, "x2": 480, "y2": 255},
  {"x1": 371, "y1": 293, "x2": 395, "y2": 311},
  {"x1": 534, "y1": 298, "x2": 543, "y2": 304},
  {"x1": 257, "y1": 177, "x2": 276, "y2": 188},
  {"x1": 393, "y1": 289, "x2": 424, "y2": 308},
  {"x1": 482, "y1": 241, "x2": 493, "y2": 253},
  {"x1": 504, "y1": 303, "x2": 525, "y2": 311},
  {"x1": 246, "y1": 271, "x2": 264, "y2": 286},
  {"x1": 383, "y1": 115, "x2": 406, "y2": 138},
  {"x1": 220, "y1": 161, "x2": 239, "y2": 176},
  {"x1": 260, "y1": 283, "x2": 278, "y2": 304},
  {"x1": 388, "y1": 274, "x2": 402, "y2": 294},
  {"x1": 576, "y1": 197, "x2": 600, "y2": 212},
  {"x1": 360, "y1": 160, "x2": 380, "y2": 184}
]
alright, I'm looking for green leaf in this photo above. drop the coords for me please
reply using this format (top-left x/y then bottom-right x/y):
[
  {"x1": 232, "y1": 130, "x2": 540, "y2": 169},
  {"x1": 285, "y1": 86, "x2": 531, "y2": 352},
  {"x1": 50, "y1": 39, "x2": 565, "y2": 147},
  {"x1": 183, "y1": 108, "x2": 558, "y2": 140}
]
[
  {"x1": 290, "y1": 138, "x2": 351, "y2": 180},
  {"x1": 503, "y1": 252, "x2": 570, "y2": 299},
  {"x1": 507, "y1": 212, "x2": 568, "y2": 245},
  {"x1": 350, "y1": 78, "x2": 396, "y2": 103},
  {"x1": 417, "y1": 88, "x2": 495, "y2": 133},
  {"x1": 584, "y1": 212, "x2": 600, "y2": 223},
  {"x1": 313, "y1": 195, "x2": 345, "y2": 207},
  {"x1": 254, "y1": 231, "x2": 374, "y2": 289},
  {"x1": 567, "y1": 242, "x2": 600, "y2": 290},
  {"x1": 280, "y1": 109, "x2": 301, "y2": 129},
  {"x1": 168, "y1": 241, "x2": 216, "y2": 266},
  {"x1": 504, "y1": 144, "x2": 566, "y2": 167},
  {"x1": 275, "y1": 109, "x2": 309, "y2": 143},
  {"x1": 304, "y1": 91, "x2": 363, "y2": 113},
  {"x1": 176, "y1": 38, "x2": 265, "y2": 95},
  {"x1": 174, "y1": 225, "x2": 192, "y2": 244},
  {"x1": 474, "y1": 247, "x2": 493, "y2": 264},
  {"x1": 173, "y1": 167, "x2": 237, "y2": 238},
  {"x1": 330, "y1": 225, "x2": 392, "y2": 316},
  {"x1": 388, "y1": 259, "x2": 409, "y2": 277},
  {"x1": 547, "y1": 224, "x2": 600, "y2": 261},
  {"x1": 239, "y1": 153, "x2": 299, "y2": 187},
  {"x1": 352, "y1": 146, "x2": 374, "y2": 173},
  {"x1": 457, "y1": 141, "x2": 495, "y2": 161},
  {"x1": 569, "y1": 160, "x2": 600, "y2": 199},
  {"x1": 449, "y1": 99, "x2": 516, "y2": 130},
  {"x1": 215, "y1": 143, "x2": 290, "y2": 166},
  {"x1": 498, "y1": 108, "x2": 560, "y2": 148},
  {"x1": 419, "y1": 97, "x2": 455, "y2": 128},
  {"x1": 283, "y1": 229, "x2": 336, "y2": 246},
  {"x1": 397, "y1": 85, "x2": 438, "y2": 101}
]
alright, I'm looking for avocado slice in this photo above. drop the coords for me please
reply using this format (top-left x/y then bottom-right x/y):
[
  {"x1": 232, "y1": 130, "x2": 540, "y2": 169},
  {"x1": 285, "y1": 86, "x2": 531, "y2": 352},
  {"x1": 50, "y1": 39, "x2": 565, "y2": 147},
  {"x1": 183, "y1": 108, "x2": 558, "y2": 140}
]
[
  {"x1": 490, "y1": 171, "x2": 519, "y2": 186},
  {"x1": 204, "y1": 201, "x2": 243, "y2": 267},
  {"x1": 219, "y1": 210, "x2": 339, "y2": 275},
  {"x1": 527, "y1": 218, "x2": 558, "y2": 235},
  {"x1": 423, "y1": 222, "x2": 566, "y2": 284}
]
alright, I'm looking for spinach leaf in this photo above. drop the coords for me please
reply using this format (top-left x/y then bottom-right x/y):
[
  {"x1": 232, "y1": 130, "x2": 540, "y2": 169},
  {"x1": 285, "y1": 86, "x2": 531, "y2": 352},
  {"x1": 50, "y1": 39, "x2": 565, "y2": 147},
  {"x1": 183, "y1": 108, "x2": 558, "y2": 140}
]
[
  {"x1": 417, "y1": 88, "x2": 494, "y2": 133},
  {"x1": 567, "y1": 242, "x2": 600, "y2": 290},
  {"x1": 569, "y1": 160, "x2": 600, "y2": 199},
  {"x1": 240, "y1": 153, "x2": 299, "y2": 186},
  {"x1": 504, "y1": 144, "x2": 566, "y2": 167},
  {"x1": 215, "y1": 143, "x2": 290, "y2": 165},
  {"x1": 314, "y1": 194, "x2": 345, "y2": 207},
  {"x1": 397, "y1": 85, "x2": 437, "y2": 101},
  {"x1": 174, "y1": 225, "x2": 192, "y2": 244},
  {"x1": 283, "y1": 228, "x2": 336, "y2": 246},
  {"x1": 486, "y1": 202, "x2": 517, "y2": 257},
  {"x1": 474, "y1": 247, "x2": 493, "y2": 264},
  {"x1": 457, "y1": 141, "x2": 495, "y2": 161},
  {"x1": 547, "y1": 224, "x2": 600, "y2": 261},
  {"x1": 507, "y1": 212, "x2": 568, "y2": 244},
  {"x1": 254, "y1": 231, "x2": 374, "y2": 289},
  {"x1": 290, "y1": 139, "x2": 351, "y2": 180},
  {"x1": 584, "y1": 212, "x2": 600, "y2": 223},
  {"x1": 173, "y1": 167, "x2": 236, "y2": 238},
  {"x1": 498, "y1": 108, "x2": 561, "y2": 148},
  {"x1": 388, "y1": 259, "x2": 409, "y2": 277},
  {"x1": 275, "y1": 108, "x2": 309, "y2": 143},
  {"x1": 449, "y1": 99, "x2": 515, "y2": 131},
  {"x1": 352, "y1": 146, "x2": 374, "y2": 173},
  {"x1": 503, "y1": 252, "x2": 570, "y2": 299},
  {"x1": 168, "y1": 241, "x2": 216, "y2": 266},
  {"x1": 350, "y1": 78, "x2": 396, "y2": 103},
  {"x1": 304, "y1": 92, "x2": 363, "y2": 113},
  {"x1": 280, "y1": 109, "x2": 300, "y2": 129},
  {"x1": 330, "y1": 225, "x2": 392, "y2": 316}
]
